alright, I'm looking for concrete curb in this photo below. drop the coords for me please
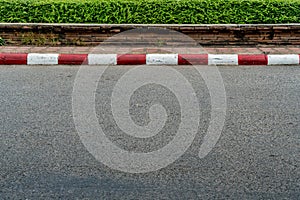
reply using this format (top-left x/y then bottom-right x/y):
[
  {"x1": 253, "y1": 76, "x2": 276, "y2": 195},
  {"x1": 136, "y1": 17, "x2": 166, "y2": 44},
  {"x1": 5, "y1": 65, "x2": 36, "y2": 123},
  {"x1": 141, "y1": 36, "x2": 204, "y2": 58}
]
[{"x1": 0, "y1": 53, "x2": 299, "y2": 65}]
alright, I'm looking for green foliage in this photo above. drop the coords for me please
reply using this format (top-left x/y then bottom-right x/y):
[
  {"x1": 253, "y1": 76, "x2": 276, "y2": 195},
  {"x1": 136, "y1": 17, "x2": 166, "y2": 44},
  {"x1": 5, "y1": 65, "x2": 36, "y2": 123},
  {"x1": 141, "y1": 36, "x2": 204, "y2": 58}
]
[
  {"x1": 0, "y1": 37, "x2": 4, "y2": 45},
  {"x1": 0, "y1": 0, "x2": 299, "y2": 24}
]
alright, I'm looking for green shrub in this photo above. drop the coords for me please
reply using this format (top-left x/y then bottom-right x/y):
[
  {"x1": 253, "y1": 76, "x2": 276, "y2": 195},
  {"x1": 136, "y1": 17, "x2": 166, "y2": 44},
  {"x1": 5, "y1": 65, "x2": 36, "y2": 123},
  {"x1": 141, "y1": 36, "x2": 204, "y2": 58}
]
[
  {"x1": 0, "y1": 0, "x2": 299, "y2": 24},
  {"x1": 0, "y1": 37, "x2": 5, "y2": 45}
]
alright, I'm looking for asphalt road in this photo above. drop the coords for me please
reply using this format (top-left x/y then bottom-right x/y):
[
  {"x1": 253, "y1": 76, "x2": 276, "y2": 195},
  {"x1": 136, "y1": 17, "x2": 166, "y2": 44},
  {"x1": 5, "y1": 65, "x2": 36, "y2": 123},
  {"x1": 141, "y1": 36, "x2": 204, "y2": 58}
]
[{"x1": 0, "y1": 65, "x2": 299, "y2": 199}]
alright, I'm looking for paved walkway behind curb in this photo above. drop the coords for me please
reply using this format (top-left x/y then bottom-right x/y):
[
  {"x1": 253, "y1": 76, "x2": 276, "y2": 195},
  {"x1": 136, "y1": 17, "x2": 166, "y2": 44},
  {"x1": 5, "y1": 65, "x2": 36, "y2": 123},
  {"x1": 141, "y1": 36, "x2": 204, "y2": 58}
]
[{"x1": 1, "y1": 45, "x2": 300, "y2": 54}]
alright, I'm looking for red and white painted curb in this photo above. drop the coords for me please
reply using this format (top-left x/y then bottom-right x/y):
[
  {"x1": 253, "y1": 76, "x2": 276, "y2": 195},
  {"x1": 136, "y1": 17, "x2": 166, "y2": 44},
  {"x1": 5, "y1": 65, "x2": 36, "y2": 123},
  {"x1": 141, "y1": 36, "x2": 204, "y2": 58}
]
[{"x1": 0, "y1": 53, "x2": 299, "y2": 65}]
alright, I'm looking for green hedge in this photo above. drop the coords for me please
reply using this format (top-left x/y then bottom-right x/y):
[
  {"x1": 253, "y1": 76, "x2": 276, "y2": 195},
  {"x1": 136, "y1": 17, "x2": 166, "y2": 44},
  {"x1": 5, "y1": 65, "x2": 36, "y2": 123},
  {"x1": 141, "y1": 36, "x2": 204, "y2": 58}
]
[{"x1": 0, "y1": 0, "x2": 299, "y2": 24}]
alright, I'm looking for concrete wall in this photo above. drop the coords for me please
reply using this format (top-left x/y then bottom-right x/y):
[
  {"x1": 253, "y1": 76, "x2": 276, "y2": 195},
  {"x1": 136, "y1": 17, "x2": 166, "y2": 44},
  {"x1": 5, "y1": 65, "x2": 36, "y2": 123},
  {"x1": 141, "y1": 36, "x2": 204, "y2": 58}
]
[{"x1": 0, "y1": 23, "x2": 299, "y2": 46}]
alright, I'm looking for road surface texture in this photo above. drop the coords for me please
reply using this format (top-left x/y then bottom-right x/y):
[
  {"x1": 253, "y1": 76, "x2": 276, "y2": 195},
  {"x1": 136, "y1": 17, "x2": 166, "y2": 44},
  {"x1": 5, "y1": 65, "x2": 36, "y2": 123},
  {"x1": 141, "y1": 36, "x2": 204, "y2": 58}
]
[{"x1": 0, "y1": 65, "x2": 299, "y2": 199}]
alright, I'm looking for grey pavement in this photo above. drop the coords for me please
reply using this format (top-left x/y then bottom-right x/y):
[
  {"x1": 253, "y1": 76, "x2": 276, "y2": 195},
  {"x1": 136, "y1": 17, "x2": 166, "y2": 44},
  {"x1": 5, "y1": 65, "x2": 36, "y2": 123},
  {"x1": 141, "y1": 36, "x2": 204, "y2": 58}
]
[
  {"x1": 0, "y1": 65, "x2": 299, "y2": 199},
  {"x1": 1, "y1": 45, "x2": 300, "y2": 54}
]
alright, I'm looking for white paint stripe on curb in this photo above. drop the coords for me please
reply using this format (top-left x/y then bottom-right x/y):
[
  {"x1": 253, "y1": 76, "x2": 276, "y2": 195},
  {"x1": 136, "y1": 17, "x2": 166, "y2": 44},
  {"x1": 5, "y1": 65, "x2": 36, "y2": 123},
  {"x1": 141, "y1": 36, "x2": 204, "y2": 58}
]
[
  {"x1": 146, "y1": 54, "x2": 178, "y2": 65},
  {"x1": 208, "y1": 54, "x2": 238, "y2": 65},
  {"x1": 88, "y1": 54, "x2": 117, "y2": 65},
  {"x1": 267, "y1": 55, "x2": 299, "y2": 65},
  {"x1": 27, "y1": 53, "x2": 59, "y2": 65},
  {"x1": 8, "y1": 53, "x2": 300, "y2": 66}
]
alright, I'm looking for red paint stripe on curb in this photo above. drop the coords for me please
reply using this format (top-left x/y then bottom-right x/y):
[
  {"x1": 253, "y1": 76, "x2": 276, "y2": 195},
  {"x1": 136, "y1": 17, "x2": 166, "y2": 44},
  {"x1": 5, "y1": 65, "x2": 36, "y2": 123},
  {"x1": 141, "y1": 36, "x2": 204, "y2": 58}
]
[
  {"x1": 58, "y1": 54, "x2": 88, "y2": 65},
  {"x1": 0, "y1": 53, "x2": 299, "y2": 65},
  {"x1": 178, "y1": 54, "x2": 208, "y2": 65},
  {"x1": 117, "y1": 54, "x2": 146, "y2": 65},
  {"x1": 238, "y1": 54, "x2": 268, "y2": 65},
  {"x1": 0, "y1": 53, "x2": 27, "y2": 65}
]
